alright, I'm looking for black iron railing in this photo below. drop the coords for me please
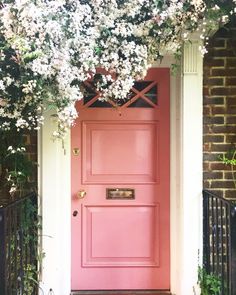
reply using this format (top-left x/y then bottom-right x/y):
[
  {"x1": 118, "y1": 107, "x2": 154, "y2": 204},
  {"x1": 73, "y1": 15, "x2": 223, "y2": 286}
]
[
  {"x1": 203, "y1": 190, "x2": 236, "y2": 295},
  {"x1": 0, "y1": 193, "x2": 38, "y2": 295}
]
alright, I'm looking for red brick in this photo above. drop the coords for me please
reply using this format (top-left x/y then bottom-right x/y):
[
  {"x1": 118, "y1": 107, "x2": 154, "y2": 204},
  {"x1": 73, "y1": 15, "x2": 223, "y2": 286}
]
[
  {"x1": 204, "y1": 58, "x2": 225, "y2": 68},
  {"x1": 211, "y1": 143, "x2": 233, "y2": 152},
  {"x1": 202, "y1": 23, "x2": 236, "y2": 197},
  {"x1": 203, "y1": 86, "x2": 210, "y2": 96},
  {"x1": 226, "y1": 59, "x2": 236, "y2": 68},
  {"x1": 204, "y1": 116, "x2": 224, "y2": 124},
  {"x1": 211, "y1": 180, "x2": 235, "y2": 188},
  {"x1": 203, "y1": 125, "x2": 211, "y2": 133},
  {"x1": 212, "y1": 125, "x2": 236, "y2": 134},
  {"x1": 226, "y1": 135, "x2": 236, "y2": 143},
  {"x1": 210, "y1": 77, "x2": 225, "y2": 85},
  {"x1": 224, "y1": 171, "x2": 236, "y2": 180},
  {"x1": 211, "y1": 87, "x2": 236, "y2": 96},
  {"x1": 212, "y1": 49, "x2": 236, "y2": 58},
  {"x1": 203, "y1": 153, "x2": 224, "y2": 161},
  {"x1": 204, "y1": 171, "x2": 223, "y2": 179},
  {"x1": 203, "y1": 67, "x2": 211, "y2": 76},
  {"x1": 210, "y1": 162, "x2": 231, "y2": 170},
  {"x1": 203, "y1": 143, "x2": 211, "y2": 152},
  {"x1": 226, "y1": 77, "x2": 236, "y2": 86},
  {"x1": 204, "y1": 135, "x2": 224, "y2": 143},
  {"x1": 203, "y1": 97, "x2": 224, "y2": 105},
  {"x1": 227, "y1": 39, "x2": 236, "y2": 48},
  {"x1": 203, "y1": 180, "x2": 210, "y2": 189},
  {"x1": 212, "y1": 106, "x2": 226, "y2": 115},
  {"x1": 226, "y1": 105, "x2": 236, "y2": 114},
  {"x1": 226, "y1": 97, "x2": 236, "y2": 105},
  {"x1": 210, "y1": 39, "x2": 226, "y2": 48},
  {"x1": 203, "y1": 106, "x2": 211, "y2": 115},
  {"x1": 203, "y1": 162, "x2": 210, "y2": 171},
  {"x1": 211, "y1": 68, "x2": 236, "y2": 76},
  {"x1": 226, "y1": 116, "x2": 236, "y2": 124},
  {"x1": 225, "y1": 190, "x2": 236, "y2": 199}
]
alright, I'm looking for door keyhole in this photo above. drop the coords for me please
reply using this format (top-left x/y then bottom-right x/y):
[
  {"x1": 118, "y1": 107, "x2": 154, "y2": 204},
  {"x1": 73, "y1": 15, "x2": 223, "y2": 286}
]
[{"x1": 73, "y1": 210, "x2": 78, "y2": 217}]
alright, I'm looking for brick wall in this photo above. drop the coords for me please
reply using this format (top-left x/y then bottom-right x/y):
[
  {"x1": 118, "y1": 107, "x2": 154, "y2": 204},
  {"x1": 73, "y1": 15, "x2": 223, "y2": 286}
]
[{"x1": 203, "y1": 19, "x2": 236, "y2": 199}]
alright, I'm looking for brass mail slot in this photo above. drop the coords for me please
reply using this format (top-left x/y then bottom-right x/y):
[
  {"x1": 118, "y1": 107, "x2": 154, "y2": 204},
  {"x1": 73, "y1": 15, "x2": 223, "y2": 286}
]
[{"x1": 106, "y1": 188, "x2": 135, "y2": 200}]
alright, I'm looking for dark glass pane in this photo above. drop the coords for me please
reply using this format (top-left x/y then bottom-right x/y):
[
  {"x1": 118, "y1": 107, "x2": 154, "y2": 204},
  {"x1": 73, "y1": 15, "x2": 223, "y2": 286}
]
[
  {"x1": 144, "y1": 85, "x2": 158, "y2": 105},
  {"x1": 84, "y1": 94, "x2": 97, "y2": 104},
  {"x1": 89, "y1": 100, "x2": 112, "y2": 108},
  {"x1": 114, "y1": 98, "x2": 129, "y2": 106},
  {"x1": 83, "y1": 81, "x2": 158, "y2": 108},
  {"x1": 133, "y1": 81, "x2": 152, "y2": 91},
  {"x1": 82, "y1": 82, "x2": 97, "y2": 104},
  {"x1": 128, "y1": 98, "x2": 153, "y2": 108}
]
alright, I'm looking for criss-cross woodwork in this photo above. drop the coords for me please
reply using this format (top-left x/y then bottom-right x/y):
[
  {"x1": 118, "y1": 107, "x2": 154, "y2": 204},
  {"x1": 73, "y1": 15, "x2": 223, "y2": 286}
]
[{"x1": 82, "y1": 81, "x2": 158, "y2": 108}]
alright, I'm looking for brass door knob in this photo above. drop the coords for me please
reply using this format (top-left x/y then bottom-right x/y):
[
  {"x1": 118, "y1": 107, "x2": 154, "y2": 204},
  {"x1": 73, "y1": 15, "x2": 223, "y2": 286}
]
[{"x1": 77, "y1": 190, "x2": 86, "y2": 199}]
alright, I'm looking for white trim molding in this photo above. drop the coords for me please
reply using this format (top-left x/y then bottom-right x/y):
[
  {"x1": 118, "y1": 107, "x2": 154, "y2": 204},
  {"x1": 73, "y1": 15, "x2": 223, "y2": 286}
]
[
  {"x1": 178, "y1": 40, "x2": 203, "y2": 295},
  {"x1": 155, "y1": 47, "x2": 203, "y2": 295},
  {"x1": 39, "y1": 112, "x2": 71, "y2": 295},
  {"x1": 38, "y1": 45, "x2": 203, "y2": 294}
]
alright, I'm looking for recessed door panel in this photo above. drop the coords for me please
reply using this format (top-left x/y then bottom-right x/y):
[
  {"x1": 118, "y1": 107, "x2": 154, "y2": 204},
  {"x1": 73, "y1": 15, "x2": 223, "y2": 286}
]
[
  {"x1": 82, "y1": 122, "x2": 159, "y2": 183},
  {"x1": 82, "y1": 204, "x2": 159, "y2": 267}
]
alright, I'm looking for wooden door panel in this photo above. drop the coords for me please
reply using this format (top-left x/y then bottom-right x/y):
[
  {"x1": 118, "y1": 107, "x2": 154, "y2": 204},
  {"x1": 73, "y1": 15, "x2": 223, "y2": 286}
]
[
  {"x1": 82, "y1": 204, "x2": 159, "y2": 267},
  {"x1": 71, "y1": 68, "x2": 170, "y2": 290},
  {"x1": 82, "y1": 121, "x2": 159, "y2": 184}
]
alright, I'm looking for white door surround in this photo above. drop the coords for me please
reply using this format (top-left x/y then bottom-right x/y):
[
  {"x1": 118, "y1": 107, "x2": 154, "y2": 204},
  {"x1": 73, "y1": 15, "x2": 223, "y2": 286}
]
[{"x1": 39, "y1": 40, "x2": 203, "y2": 295}]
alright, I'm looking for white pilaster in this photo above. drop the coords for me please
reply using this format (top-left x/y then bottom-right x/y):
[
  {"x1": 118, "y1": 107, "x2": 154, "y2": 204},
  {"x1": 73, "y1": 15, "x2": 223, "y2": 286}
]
[
  {"x1": 39, "y1": 112, "x2": 71, "y2": 295},
  {"x1": 179, "y1": 41, "x2": 203, "y2": 295}
]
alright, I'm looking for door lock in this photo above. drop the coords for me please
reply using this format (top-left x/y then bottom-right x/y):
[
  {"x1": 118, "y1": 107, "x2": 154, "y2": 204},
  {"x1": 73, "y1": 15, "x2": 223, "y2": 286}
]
[{"x1": 73, "y1": 210, "x2": 78, "y2": 217}]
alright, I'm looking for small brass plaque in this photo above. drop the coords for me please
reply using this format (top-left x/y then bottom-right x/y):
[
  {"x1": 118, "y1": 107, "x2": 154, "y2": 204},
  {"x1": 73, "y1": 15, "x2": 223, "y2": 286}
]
[{"x1": 106, "y1": 188, "x2": 135, "y2": 200}]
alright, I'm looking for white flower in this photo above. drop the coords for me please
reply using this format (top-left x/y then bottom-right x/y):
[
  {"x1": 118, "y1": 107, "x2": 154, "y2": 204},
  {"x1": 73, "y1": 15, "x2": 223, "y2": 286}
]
[
  {"x1": 222, "y1": 15, "x2": 229, "y2": 23},
  {"x1": 212, "y1": 5, "x2": 220, "y2": 11},
  {"x1": 4, "y1": 76, "x2": 13, "y2": 86},
  {"x1": 9, "y1": 185, "x2": 17, "y2": 195},
  {"x1": 16, "y1": 118, "x2": 29, "y2": 129},
  {"x1": 0, "y1": 81, "x2": 5, "y2": 91}
]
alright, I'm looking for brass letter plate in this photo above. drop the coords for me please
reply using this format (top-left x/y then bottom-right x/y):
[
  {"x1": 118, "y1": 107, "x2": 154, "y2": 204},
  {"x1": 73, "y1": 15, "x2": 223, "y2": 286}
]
[{"x1": 106, "y1": 188, "x2": 135, "y2": 200}]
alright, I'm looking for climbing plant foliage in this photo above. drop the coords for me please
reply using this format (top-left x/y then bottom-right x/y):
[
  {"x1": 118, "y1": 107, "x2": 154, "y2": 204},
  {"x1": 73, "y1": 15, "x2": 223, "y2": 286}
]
[
  {"x1": 0, "y1": 0, "x2": 235, "y2": 138},
  {"x1": 0, "y1": 0, "x2": 235, "y2": 194}
]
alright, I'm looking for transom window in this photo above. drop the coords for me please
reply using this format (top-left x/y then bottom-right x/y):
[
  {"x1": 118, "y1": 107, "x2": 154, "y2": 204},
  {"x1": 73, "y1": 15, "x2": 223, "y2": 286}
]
[{"x1": 82, "y1": 81, "x2": 158, "y2": 108}]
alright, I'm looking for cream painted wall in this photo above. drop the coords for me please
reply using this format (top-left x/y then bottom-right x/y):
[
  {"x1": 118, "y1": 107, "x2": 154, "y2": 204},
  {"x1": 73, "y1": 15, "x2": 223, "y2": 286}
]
[{"x1": 39, "y1": 44, "x2": 203, "y2": 295}]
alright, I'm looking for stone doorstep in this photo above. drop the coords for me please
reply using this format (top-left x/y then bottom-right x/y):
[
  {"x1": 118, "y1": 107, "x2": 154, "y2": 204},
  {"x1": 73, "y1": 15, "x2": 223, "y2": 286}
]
[{"x1": 71, "y1": 291, "x2": 171, "y2": 295}]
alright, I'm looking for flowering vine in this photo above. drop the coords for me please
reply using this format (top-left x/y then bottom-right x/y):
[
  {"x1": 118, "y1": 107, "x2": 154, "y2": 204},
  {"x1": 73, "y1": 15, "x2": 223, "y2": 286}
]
[
  {"x1": 0, "y1": 0, "x2": 235, "y2": 138},
  {"x1": 0, "y1": 130, "x2": 36, "y2": 198}
]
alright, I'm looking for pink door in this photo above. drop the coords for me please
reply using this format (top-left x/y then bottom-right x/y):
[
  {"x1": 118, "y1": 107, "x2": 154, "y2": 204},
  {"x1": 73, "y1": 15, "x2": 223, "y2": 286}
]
[{"x1": 71, "y1": 68, "x2": 170, "y2": 291}]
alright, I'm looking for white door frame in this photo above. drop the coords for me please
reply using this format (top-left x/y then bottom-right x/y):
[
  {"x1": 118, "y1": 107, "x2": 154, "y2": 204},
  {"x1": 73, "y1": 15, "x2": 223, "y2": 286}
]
[{"x1": 38, "y1": 39, "x2": 203, "y2": 295}]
